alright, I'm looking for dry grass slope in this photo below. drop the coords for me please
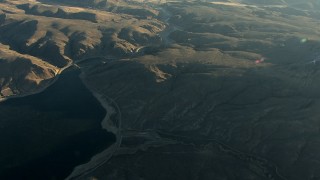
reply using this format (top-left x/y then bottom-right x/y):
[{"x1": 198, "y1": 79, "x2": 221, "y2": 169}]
[{"x1": 0, "y1": 0, "x2": 165, "y2": 98}]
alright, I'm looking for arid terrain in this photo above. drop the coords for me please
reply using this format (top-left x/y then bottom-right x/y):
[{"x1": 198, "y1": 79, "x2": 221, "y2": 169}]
[{"x1": 1, "y1": 0, "x2": 320, "y2": 179}]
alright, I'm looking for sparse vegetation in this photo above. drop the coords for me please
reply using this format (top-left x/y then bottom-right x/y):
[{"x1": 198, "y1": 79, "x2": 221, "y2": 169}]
[{"x1": 1, "y1": 0, "x2": 320, "y2": 180}]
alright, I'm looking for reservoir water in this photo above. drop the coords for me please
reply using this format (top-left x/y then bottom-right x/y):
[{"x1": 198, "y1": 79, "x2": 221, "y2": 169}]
[{"x1": 0, "y1": 67, "x2": 115, "y2": 179}]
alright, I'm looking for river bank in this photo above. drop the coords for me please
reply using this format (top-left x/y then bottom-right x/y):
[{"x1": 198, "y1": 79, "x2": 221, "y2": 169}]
[{"x1": 66, "y1": 68, "x2": 122, "y2": 180}]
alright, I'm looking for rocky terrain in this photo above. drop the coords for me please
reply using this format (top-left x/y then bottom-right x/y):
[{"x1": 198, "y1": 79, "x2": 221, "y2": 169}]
[
  {"x1": 0, "y1": 0, "x2": 164, "y2": 99},
  {"x1": 1, "y1": 0, "x2": 320, "y2": 180}
]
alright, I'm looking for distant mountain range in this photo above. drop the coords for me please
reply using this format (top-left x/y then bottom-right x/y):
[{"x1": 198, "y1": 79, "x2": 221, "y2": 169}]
[{"x1": 219, "y1": 0, "x2": 320, "y2": 10}]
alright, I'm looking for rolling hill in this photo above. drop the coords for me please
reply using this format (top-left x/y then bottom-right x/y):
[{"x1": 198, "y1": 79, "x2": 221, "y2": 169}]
[{"x1": 1, "y1": 0, "x2": 320, "y2": 180}]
